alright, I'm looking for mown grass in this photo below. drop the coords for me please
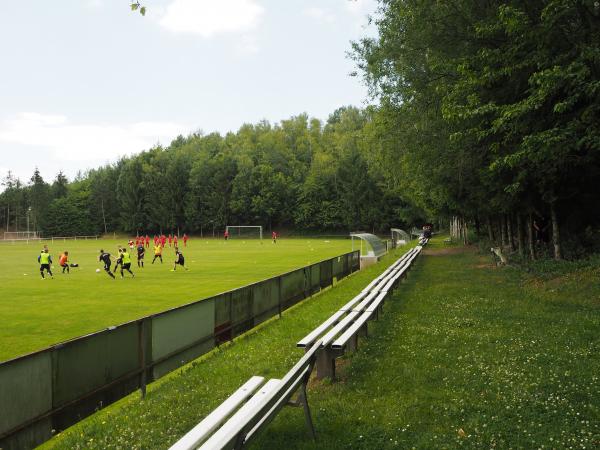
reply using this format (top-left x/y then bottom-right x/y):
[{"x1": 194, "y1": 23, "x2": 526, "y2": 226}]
[
  {"x1": 40, "y1": 245, "x2": 412, "y2": 449},
  {"x1": 0, "y1": 238, "x2": 352, "y2": 361},
  {"x1": 254, "y1": 239, "x2": 600, "y2": 449},
  {"x1": 42, "y1": 239, "x2": 600, "y2": 449}
]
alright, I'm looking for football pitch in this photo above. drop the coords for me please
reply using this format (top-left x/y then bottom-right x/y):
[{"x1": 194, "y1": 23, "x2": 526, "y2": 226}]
[{"x1": 0, "y1": 237, "x2": 353, "y2": 362}]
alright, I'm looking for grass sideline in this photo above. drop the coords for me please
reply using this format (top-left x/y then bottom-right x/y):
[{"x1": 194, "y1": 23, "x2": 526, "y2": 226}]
[
  {"x1": 40, "y1": 245, "x2": 414, "y2": 449},
  {"x1": 0, "y1": 237, "x2": 352, "y2": 361},
  {"x1": 43, "y1": 239, "x2": 600, "y2": 449}
]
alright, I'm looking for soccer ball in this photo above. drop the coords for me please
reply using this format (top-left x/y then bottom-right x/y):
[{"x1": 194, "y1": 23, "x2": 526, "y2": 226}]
[{"x1": 96, "y1": 268, "x2": 101, "y2": 273}]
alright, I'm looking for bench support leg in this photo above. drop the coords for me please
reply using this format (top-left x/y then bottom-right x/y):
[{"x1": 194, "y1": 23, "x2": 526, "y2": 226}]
[
  {"x1": 299, "y1": 383, "x2": 316, "y2": 440},
  {"x1": 316, "y1": 348, "x2": 336, "y2": 380}
]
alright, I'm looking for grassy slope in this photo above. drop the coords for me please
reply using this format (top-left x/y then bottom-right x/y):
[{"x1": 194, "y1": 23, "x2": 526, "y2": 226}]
[
  {"x1": 42, "y1": 239, "x2": 600, "y2": 449},
  {"x1": 0, "y1": 238, "x2": 352, "y2": 361},
  {"x1": 41, "y1": 247, "x2": 411, "y2": 450},
  {"x1": 254, "y1": 240, "x2": 600, "y2": 449}
]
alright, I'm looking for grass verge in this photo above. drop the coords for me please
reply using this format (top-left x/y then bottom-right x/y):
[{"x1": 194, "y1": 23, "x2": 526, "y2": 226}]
[{"x1": 41, "y1": 245, "x2": 413, "y2": 449}]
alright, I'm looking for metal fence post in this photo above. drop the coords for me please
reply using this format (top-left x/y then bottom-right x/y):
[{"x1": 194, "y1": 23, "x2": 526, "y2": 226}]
[
  {"x1": 278, "y1": 276, "x2": 282, "y2": 318},
  {"x1": 138, "y1": 319, "x2": 147, "y2": 398}
]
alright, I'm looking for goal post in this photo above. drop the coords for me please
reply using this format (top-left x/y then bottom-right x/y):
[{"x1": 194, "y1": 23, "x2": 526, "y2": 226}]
[
  {"x1": 225, "y1": 225, "x2": 263, "y2": 240},
  {"x1": 3, "y1": 231, "x2": 40, "y2": 241}
]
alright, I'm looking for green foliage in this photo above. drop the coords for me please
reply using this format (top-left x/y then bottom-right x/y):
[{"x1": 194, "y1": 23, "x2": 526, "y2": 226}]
[
  {"x1": 352, "y1": 0, "x2": 600, "y2": 250},
  {"x1": 1, "y1": 112, "x2": 424, "y2": 236}
]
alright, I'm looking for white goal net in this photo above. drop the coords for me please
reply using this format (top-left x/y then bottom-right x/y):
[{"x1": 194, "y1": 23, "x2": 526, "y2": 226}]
[
  {"x1": 3, "y1": 231, "x2": 40, "y2": 241},
  {"x1": 225, "y1": 225, "x2": 263, "y2": 239}
]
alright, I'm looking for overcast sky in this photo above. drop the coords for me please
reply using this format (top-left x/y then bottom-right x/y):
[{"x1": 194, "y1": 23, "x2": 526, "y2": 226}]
[{"x1": 0, "y1": 0, "x2": 377, "y2": 185}]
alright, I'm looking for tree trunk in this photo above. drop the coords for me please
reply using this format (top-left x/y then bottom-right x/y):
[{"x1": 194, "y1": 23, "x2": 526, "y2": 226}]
[
  {"x1": 486, "y1": 216, "x2": 494, "y2": 243},
  {"x1": 550, "y1": 202, "x2": 562, "y2": 260},
  {"x1": 527, "y1": 213, "x2": 535, "y2": 260},
  {"x1": 516, "y1": 214, "x2": 524, "y2": 257},
  {"x1": 506, "y1": 214, "x2": 514, "y2": 251},
  {"x1": 500, "y1": 215, "x2": 507, "y2": 250}
]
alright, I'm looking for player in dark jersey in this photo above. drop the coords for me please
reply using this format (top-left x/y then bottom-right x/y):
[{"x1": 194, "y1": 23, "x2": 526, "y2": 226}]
[
  {"x1": 171, "y1": 247, "x2": 188, "y2": 271},
  {"x1": 99, "y1": 250, "x2": 116, "y2": 279},
  {"x1": 137, "y1": 243, "x2": 145, "y2": 268}
]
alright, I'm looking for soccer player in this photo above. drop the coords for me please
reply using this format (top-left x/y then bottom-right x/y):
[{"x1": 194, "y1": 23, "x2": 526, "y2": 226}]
[
  {"x1": 128, "y1": 239, "x2": 135, "y2": 250},
  {"x1": 145, "y1": 234, "x2": 150, "y2": 248},
  {"x1": 137, "y1": 242, "x2": 145, "y2": 268},
  {"x1": 171, "y1": 247, "x2": 188, "y2": 271},
  {"x1": 38, "y1": 248, "x2": 53, "y2": 279},
  {"x1": 183, "y1": 233, "x2": 188, "y2": 247},
  {"x1": 173, "y1": 235, "x2": 178, "y2": 247},
  {"x1": 153, "y1": 235, "x2": 158, "y2": 246},
  {"x1": 168, "y1": 234, "x2": 173, "y2": 247},
  {"x1": 152, "y1": 243, "x2": 163, "y2": 264},
  {"x1": 224, "y1": 229, "x2": 229, "y2": 241},
  {"x1": 161, "y1": 234, "x2": 167, "y2": 247},
  {"x1": 272, "y1": 231, "x2": 277, "y2": 244},
  {"x1": 99, "y1": 249, "x2": 116, "y2": 279},
  {"x1": 116, "y1": 248, "x2": 135, "y2": 278},
  {"x1": 59, "y1": 251, "x2": 70, "y2": 274},
  {"x1": 113, "y1": 248, "x2": 123, "y2": 273}
]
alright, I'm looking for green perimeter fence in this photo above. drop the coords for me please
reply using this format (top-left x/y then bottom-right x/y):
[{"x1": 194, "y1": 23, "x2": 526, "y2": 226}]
[{"x1": 0, "y1": 250, "x2": 360, "y2": 450}]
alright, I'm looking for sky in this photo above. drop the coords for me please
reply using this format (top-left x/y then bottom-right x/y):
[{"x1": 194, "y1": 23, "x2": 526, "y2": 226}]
[{"x1": 0, "y1": 0, "x2": 378, "y2": 185}]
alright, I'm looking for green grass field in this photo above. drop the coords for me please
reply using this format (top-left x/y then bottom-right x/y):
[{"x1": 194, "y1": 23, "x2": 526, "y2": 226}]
[
  {"x1": 40, "y1": 238, "x2": 600, "y2": 449},
  {"x1": 0, "y1": 237, "x2": 353, "y2": 362}
]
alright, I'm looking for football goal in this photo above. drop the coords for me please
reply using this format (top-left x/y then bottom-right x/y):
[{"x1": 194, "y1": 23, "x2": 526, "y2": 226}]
[
  {"x1": 3, "y1": 231, "x2": 40, "y2": 241},
  {"x1": 225, "y1": 225, "x2": 263, "y2": 240}
]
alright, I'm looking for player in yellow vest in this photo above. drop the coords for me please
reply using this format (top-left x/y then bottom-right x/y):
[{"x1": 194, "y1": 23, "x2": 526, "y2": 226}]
[
  {"x1": 38, "y1": 249, "x2": 53, "y2": 279},
  {"x1": 152, "y1": 244, "x2": 163, "y2": 264},
  {"x1": 114, "y1": 248, "x2": 135, "y2": 278}
]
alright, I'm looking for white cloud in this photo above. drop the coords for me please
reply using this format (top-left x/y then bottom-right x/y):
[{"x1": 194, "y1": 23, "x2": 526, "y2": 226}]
[
  {"x1": 304, "y1": 7, "x2": 336, "y2": 24},
  {"x1": 345, "y1": 0, "x2": 377, "y2": 16},
  {"x1": 86, "y1": 0, "x2": 103, "y2": 8},
  {"x1": 159, "y1": 0, "x2": 264, "y2": 37},
  {"x1": 0, "y1": 112, "x2": 189, "y2": 163}
]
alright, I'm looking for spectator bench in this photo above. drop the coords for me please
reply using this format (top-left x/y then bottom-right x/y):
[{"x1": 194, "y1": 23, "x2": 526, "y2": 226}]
[
  {"x1": 297, "y1": 246, "x2": 423, "y2": 379},
  {"x1": 169, "y1": 340, "x2": 322, "y2": 450},
  {"x1": 169, "y1": 246, "x2": 423, "y2": 449}
]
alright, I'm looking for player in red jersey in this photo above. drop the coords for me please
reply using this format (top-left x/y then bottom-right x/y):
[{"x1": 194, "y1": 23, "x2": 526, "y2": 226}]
[
  {"x1": 224, "y1": 230, "x2": 229, "y2": 241},
  {"x1": 145, "y1": 235, "x2": 150, "y2": 248},
  {"x1": 272, "y1": 231, "x2": 277, "y2": 243},
  {"x1": 183, "y1": 233, "x2": 188, "y2": 247},
  {"x1": 168, "y1": 234, "x2": 173, "y2": 247},
  {"x1": 173, "y1": 235, "x2": 178, "y2": 247}
]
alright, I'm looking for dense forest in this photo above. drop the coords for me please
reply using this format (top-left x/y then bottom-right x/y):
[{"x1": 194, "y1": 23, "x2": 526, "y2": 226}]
[
  {"x1": 2, "y1": 0, "x2": 599, "y2": 261},
  {"x1": 0, "y1": 107, "x2": 423, "y2": 238}
]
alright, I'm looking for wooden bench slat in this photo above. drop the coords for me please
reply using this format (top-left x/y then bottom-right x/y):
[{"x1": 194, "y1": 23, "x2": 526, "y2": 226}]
[
  {"x1": 338, "y1": 290, "x2": 369, "y2": 311},
  {"x1": 169, "y1": 376, "x2": 265, "y2": 450},
  {"x1": 348, "y1": 290, "x2": 379, "y2": 313},
  {"x1": 243, "y1": 365, "x2": 311, "y2": 446},
  {"x1": 320, "y1": 311, "x2": 360, "y2": 346},
  {"x1": 198, "y1": 379, "x2": 282, "y2": 450},
  {"x1": 365, "y1": 292, "x2": 388, "y2": 313},
  {"x1": 297, "y1": 310, "x2": 346, "y2": 348},
  {"x1": 331, "y1": 312, "x2": 373, "y2": 350}
]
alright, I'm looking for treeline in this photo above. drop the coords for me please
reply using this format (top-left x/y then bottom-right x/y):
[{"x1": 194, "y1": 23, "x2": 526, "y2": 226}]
[
  {"x1": 0, "y1": 108, "x2": 424, "y2": 238},
  {"x1": 352, "y1": 0, "x2": 600, "y2": 259}
]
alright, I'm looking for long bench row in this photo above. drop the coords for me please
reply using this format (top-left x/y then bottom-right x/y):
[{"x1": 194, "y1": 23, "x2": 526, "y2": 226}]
[
  {"x1": 297, "y1": 245, "x2": 422, "y2": 379},
  {"x1": 170, "y1": 245, "x2": 424, "y2": 450}
]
